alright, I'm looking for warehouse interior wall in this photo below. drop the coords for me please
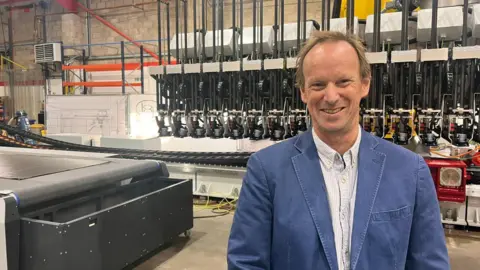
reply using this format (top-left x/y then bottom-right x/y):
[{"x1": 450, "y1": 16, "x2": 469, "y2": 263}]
[{"x1": 0, "y1": 0, "x2": 328, "y2": 67}]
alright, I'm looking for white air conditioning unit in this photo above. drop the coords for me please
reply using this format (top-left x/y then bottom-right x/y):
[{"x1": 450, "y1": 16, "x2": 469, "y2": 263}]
[{"x1": 34, "y1": 43, "x2": 62, "y2": 63}]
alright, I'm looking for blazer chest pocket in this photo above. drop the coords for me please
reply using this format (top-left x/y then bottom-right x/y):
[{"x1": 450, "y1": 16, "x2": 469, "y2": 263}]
[{"x1": 371, "y1": 205, "x2": 413, "y2": 223}]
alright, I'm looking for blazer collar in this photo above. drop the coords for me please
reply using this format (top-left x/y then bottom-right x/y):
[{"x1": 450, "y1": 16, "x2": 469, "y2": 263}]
[{"x1": 292, "y1": 128, "x2": 386, "y2": 270}]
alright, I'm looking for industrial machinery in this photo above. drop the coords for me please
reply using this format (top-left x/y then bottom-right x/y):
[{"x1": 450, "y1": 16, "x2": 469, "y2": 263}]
[
  {"x1": 3, "y1": 0, "x2": 480, "y2": 230},
  {"x1": 0, "y1": 148, "x2": 193, "y2": 270},
  {"x1": 146, "y1": 0, "x2": 480, "y2": 228},
  {"x1": 12, "y1": 1, "x2": 480, "y2": 269}
]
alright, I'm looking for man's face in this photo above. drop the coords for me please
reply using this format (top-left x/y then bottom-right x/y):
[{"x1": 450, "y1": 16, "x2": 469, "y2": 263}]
[{"x1": 300, "y1": 40, "x2": 370, "y2": 135}]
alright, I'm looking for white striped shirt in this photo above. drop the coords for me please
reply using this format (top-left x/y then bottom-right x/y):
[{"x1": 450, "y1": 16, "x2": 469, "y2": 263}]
[{"x1": 312, "y1": 126, "x2": 362, "y2": 270}]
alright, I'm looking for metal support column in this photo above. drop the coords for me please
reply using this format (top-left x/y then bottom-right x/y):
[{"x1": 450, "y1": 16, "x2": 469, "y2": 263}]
[
  {"x1": 86, "y1": 0, "x2": 92, "y2": 57},
  {"x1": 41, "y1": 5, "x2": 49, "y2": 79},
  {"x1": 346, "y1": 0, "x2": 354, "y2": 34},
  {"x1": 140, "y1": 45, "x2": 145, "y2": 94},
  {"x1": 61, "y1": 42, "x2": 65, "y2": 94},
  {"x1": 82, "y1": 49, "x2": 87, "y2": 95},
  {"x1": 157, "y1": 0, "x2": 162, "y2": 111},
  {"x1": 121, "y1": 41, "x2": 125, "y2": 95},
  {"x1": 7, "y1": 9, "x2": 14, "y2": 116},
  {"x1": 167, "y1": 2, "x2": 171, "y2": 64}
]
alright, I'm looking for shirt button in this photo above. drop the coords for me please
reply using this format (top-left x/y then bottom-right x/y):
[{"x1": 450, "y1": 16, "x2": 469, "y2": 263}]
[{"x1": 342, "y1": 175, "x2": 347, "y2": 183}]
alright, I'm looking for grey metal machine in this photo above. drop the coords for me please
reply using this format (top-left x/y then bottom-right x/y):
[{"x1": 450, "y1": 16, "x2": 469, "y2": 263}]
[{"x1": 0, "y1": 150, "x2": 193, "y2": 270}]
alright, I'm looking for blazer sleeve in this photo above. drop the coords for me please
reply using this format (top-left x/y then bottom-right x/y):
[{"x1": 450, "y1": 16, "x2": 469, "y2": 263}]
[
  {"x1": 405, "y1": 155, "x2": 451, "y2": 270},
  {"x1": 227, "y1": 154, "x2": 272, "y2": 270}
]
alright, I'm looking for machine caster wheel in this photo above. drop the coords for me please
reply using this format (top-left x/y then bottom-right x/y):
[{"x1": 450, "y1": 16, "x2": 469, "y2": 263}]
[{"x1": 184, "y1": 230, "x2": 192, "y2": 238}]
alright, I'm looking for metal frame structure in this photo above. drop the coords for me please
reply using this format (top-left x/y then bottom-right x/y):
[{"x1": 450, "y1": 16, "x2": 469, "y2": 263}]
[{"x1": 61, "y1": 42, "x2": 146, "y2": 95}]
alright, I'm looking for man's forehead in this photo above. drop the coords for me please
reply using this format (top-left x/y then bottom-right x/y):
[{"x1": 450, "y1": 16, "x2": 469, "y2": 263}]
[
  {"x1": 307, "y1": 40, "x2": 356, "y2": 57},
  {"x1": 304, "y1": 41, "x2": 359, "y2": 67}
]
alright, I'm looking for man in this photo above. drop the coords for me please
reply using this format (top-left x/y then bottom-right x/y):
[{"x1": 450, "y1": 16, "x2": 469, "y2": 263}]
[{"x1": 227, "y1": 31, "x2": 450, "y2": 270}]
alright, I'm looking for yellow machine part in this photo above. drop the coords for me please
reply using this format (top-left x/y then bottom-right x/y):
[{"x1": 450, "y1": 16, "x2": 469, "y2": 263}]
[
  {"x1": 30, "y1": 124, "x2": 46, "y2": 136},
  {"x1": 339, "y1": 0, "x2": 389, "y2": 19},
  {"x1": 384, "y1": 109, "x2": 418, "y2": 139}
]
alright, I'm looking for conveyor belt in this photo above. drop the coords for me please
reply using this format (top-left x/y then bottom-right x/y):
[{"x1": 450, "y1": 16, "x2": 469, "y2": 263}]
[
  {"x1": 0, "y1": 152, "x2": 163, "y2": 207},
  {"x1": 0, "y1": 123, "x2": 252, "y2": 167},
  {"x1": 0, "y1": 153, "x2": 107, "y2": 180}
]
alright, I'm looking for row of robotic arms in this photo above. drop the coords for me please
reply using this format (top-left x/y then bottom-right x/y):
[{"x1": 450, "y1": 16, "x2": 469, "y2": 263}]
[{"x1": 148, "y1": 0, "x2": 480, "y2": 149}]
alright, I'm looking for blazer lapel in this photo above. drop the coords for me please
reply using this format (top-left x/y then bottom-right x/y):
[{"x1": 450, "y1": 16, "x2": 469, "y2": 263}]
[
  {"x1": 292, "y1": 130, "x2": 338, "y2": 270},
  {"x1": 350, "y1": 131, "x2": 386, "y2": 270}
]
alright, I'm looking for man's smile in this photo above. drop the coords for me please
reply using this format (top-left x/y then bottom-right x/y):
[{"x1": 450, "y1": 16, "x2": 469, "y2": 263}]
[{"x1": 320, "y1": 107, "x2": 345, "y2": 115}]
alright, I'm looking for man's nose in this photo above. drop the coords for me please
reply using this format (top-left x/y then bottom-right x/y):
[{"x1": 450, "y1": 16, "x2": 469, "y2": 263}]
[{"x1": 323, "y1": 84, "x2": 340, "y2": 104}]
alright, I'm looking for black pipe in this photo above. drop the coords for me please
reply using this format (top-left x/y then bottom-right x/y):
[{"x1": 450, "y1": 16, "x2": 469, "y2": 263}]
[
  {"x1": 253, "y1": 0, "x2": 257, "y2": 59},
  {"x1": 61, "y1": 43, "x2": 65, "y2": 96},
  {"x1": 240, "y1": 0, "x2": 243, "y2": 63},
  {"x1": 332, "y1": 0, "x2": 340, "y2": 19},
  {"x1": 232, "y1": 0, "x2": 236, "y2": 61},
  {"x1": 183, "y1": 0, "x2": 188, "y2": 63},
  {"x1": 426, "y1": 0, "x2": 438, "y2": 111},
  {"x1": 213, "y1": 0, "x2": 216, "y2": 61},
  {"x1": 460, "y1": 0, "x2": 469, "y2": 108},
  {"x1": 193, "y1": 0, "x2": 198, "y2": 63},
  {"x1": 369, "y1": 0, "x2": 381, "y2": 110},
  {"x1": 273, "y1": 0, "x2": 278, "y2": 58},
  {"x1": 175, "y1": 0, "x2": 180, "y2": 61},
  {"x1": 373, "y1": 0, "x2": 380, "y2": 52},
  {"x1": 167, "y1": 3, "x2": 171, "y2": 64},
  {"x1": 281, "y1": 0, "x2": 284, "y2": 57},
  {"x1": 463, "y1": 0, "x2": 468, "y2": 47},
  {"x1": 401, "y1": 0, "x2": 409, "y2": 50},
  {"x1": 220, "y1": 0, "x2": 224, "y2": 111},
  {"x1": 399, "y1": 64, "x2": 404, "y2": 109},
  {"x1": 156, "y1": 78, "x2": 161, "y2": 110},
  {"x1": 202, "y1": 0, "x2": 206, "y2": 63},
  {"x1": 470, "y1": 60, "x2": 475, "y2": 109},
  {"x1": 220, "y1": 0, "x2": 224, "y2": 63},
  {"x1": 240, "y1": 0, "x2": 246, "y2": 109},
  {"x1": 297, "y1": 0, "x2": 301, "y2": 51},
  {"x1": 7, "y1": 11, "x2": 14, "y2": 107},
  {"x1": 321, "y1": 0, "x2": 326, "y2": 31},
  {"x1": 431, "y1": 0, "x2": 438, "y2": 48},
  {"x1": 398, "y1": 0, "x2": 409, "y2": 110},
  {"x1": 452, "y1": 56, "x2": 458, "y2": 107},
  {"x1": 326, "y1": 0, "x2": 331, "y2": 30},
  {"x1": 140, "y1": 45, "x2": 144, "y2": 94},
  {"x1": 377, "y1": 65, "x2": 384, "y2": 108},
  {"x1": 157, "y1": 0, "x2": 162, "y2": 65},
  {"x1": 422, "y1": 63, "x2": 428, "y2": 108},
  {"x1": 437, "y1": 61, "x2": 443, "y2": 109},
  {"x1": 303, "y1": 0, "x2": 307, "y2": 42},
  {"x1": 121, "y1": 41, "x2": 125, "y2": 95},
  {"x1": 429, "y1": 62, "x2": 435, "y2": 108},
  {"x1": 260, "y1": 0, "x2": 263, "y2": 60},
  {"x1": 41, "y1": 5, "x2": 49, "y2": 89},
  {"x1": 346, "y1": 0, "x2": 354, "y2": 34},
  {"x1": 82, "y1": 49, "x2": 87, "y2": 95}
]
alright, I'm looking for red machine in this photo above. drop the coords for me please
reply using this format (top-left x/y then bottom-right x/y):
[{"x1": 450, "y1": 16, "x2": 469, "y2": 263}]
[{"x1": 424, "y1": 158, "x2": 469, "y2": 203}]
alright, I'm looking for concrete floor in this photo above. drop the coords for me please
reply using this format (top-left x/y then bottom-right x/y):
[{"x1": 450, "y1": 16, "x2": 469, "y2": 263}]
[{"x1": 135, "y1": 212, "x2": 480, "y2": 270}]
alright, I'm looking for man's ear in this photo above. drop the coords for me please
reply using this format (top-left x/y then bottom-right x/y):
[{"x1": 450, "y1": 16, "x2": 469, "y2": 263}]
[
  {"x1": 300, "y1": 87, "x2": 308, "y2": 104},
  {"x1": 360, "y1": 76, "x2": 371, "y2": 98}
]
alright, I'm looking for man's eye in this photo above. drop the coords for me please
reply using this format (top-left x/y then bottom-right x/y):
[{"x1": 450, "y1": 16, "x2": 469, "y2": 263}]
[
  {"x1": 311, "y1": 83, "x2": 325, "y2": 89},
  {"x1": 337, "y1": 80, "x2": 351, "y2": 87}
]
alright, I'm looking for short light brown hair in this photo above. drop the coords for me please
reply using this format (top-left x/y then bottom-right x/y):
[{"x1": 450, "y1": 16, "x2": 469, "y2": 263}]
[{"x1": 295, "y1": 31, "x2": 371, "y2": 89}]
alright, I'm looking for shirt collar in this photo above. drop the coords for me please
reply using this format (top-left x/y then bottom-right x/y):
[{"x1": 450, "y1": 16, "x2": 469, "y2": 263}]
[{"x1": 312, "y1": 125, "x2": 362, "y2": 170}]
